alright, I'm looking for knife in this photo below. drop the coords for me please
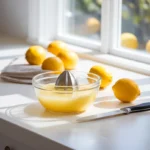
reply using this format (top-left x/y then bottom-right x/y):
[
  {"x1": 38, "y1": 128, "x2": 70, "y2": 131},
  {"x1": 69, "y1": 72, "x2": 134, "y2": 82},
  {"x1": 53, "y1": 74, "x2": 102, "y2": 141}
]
[{"x1": 76, "y1": 102, "x2": 150, "y2": 122}]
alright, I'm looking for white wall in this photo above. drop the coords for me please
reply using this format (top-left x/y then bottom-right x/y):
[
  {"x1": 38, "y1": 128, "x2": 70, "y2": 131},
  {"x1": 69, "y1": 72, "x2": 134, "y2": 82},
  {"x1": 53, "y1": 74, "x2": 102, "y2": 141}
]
[{"x1": 0, "y1": 0, "x2": 29, "y2": 39}]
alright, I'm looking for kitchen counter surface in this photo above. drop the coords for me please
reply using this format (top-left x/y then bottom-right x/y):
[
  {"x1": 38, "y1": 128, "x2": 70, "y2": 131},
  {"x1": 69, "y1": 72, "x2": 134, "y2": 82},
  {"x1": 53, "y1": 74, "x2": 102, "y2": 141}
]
[{"x1": 0, "y1": 36, "x2": 150, "y2": 150}]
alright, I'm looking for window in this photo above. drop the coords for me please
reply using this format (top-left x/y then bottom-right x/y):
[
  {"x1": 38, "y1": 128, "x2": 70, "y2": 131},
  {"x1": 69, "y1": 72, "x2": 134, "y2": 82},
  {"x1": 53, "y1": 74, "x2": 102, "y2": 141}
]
[
  {"x1": 28, "y1": 0, "x2": 150, "y2": 64},
  {"x1": 57, "y1": 0, "x2": 150, "y2": 64},
  {"x1": 62, "y1": 0, "x2": 101, "y2": 41},
  {"x1": 111, "y1": 0, "x2": 150, "y2": 64},
  {"x1": 57, "y1": 0, "x2": 102, "y2": 50},
  {"x1": 121, "y1": 0, "x2": 150, "y2": 52}
]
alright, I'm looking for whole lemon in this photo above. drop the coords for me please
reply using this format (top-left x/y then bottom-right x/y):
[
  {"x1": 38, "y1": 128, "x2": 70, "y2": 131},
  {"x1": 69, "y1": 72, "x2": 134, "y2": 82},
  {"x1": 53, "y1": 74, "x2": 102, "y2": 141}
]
[
  {"x1": 25, "y1": 46, "x2": 46, "y2": 65},
  {"x1": 57, "y1": 51, "x2": 79, "y2": 70},
  {"x1": 121, "y1": 33, "x2": 138, "y2": 49},
  {"x1": 112, "y1": 78, "x2": 140, "y2": 103},
  {"x1": 146, "y1": 40, "x2": 150, "y2": 53},
  {"x1": 86, "y1": 17, "x2": 100, "y2": 34},
  {"x1": 47, "y1": 41, "x2": 69, "y2": 56},
  {"x1": 42, "y1": 57, "x2": 64, "y2": 72},
  {"x1": 89, "y1": 65, "x2": 113, "y2": 89}
]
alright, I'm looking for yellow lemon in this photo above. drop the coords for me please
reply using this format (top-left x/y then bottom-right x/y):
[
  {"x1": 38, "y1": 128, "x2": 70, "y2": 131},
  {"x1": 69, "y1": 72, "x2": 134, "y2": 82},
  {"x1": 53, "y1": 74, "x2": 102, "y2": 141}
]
[
  {"x1": 57, "y1": 51, "x2": 79, "y2": 70},
  {"x1": 89, "y1": 65, "x2": 113, "y2": 89},
  {"x1": 121, "y1": 33, "x2": 138, "y2": 49},
  {"x1": 42, "y1": 57, "x2": 64, "y2": 72},
  {"x1": 112, "y1": 78, "x2": 140, "y2": 103},
  {"x1": 25, "y1": 46, "x2": 46, "y2": 65},
  {"x1": 47, "y1": 40, "x2": 69, "y2": 56},
  {"x1": 86, "y1": 17, "x2": 100, "y2": 34},
  {"x1": 146, "y1": 40, "x2": 150, "y2": 53}
]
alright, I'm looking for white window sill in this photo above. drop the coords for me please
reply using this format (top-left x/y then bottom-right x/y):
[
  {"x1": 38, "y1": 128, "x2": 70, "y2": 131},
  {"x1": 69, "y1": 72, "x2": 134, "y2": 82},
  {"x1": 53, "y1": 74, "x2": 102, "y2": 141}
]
[
  {"x1": 0, "y1": 35, "x2": 149, "y2": 76},
  {"x1": 34, "y1": 40, "x2": 150, "y2": 76},
  {"x1": 77, "y1": 52, "x2": 150, "y2": 76}
]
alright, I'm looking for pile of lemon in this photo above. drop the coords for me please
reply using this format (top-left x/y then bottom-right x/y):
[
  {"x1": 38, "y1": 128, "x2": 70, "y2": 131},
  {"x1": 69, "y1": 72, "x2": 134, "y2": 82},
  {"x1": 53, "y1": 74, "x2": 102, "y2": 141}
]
[
  {"x1": 25, "y1": 41, "x2": 140, "y2": 103},
  {"x1": 121, "y1": 32, "x2": 150, "y2": 52},
  {"x1": 25, "y1": 41, "x2": 78, "y2": 72}
]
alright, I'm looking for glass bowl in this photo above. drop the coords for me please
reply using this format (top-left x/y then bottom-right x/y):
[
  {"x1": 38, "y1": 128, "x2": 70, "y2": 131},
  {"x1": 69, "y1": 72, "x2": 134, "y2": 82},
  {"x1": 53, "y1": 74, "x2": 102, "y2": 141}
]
[{"x1": 32, "y1": 71, "x2": 100, "y2": 113}]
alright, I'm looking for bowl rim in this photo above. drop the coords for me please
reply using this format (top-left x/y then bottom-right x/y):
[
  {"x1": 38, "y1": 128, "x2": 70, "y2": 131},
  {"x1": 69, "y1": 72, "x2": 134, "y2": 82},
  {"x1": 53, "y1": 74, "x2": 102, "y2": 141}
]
[{"x1": 32, "y1": 71, "x2": 101, "y2": 91}]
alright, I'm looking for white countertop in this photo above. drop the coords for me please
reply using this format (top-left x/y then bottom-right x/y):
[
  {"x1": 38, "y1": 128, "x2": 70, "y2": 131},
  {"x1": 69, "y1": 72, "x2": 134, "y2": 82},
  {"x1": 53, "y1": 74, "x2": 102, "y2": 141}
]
[{"x1": 0, "y1": 36, "x2": 150, "y2": 150}]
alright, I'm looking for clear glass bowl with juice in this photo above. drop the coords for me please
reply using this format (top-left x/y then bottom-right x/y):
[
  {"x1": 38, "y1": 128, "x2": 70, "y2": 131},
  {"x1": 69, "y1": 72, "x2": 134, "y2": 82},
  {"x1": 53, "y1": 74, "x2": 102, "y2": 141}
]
[{"x1": 32, "y1": 71, "x2": 100, "y2": 113}]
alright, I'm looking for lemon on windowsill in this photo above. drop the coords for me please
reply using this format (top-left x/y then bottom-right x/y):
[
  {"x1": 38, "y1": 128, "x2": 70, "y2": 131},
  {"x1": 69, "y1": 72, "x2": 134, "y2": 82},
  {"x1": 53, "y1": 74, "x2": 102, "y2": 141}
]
[
  {"x1": 89, "y1": 65, "x2": 113, "y2": 89},
  {"x1": 146, "y1": 40, "x2": 150, "y2": 53},
  {"x1": 47, "y1": 40, "x2": 69, "y2": 56}
]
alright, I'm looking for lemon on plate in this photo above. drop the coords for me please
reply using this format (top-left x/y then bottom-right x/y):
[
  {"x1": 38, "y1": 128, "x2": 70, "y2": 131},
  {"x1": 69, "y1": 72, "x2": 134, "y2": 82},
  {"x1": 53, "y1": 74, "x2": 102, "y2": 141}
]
[
  {"x1": 57, "y1": 51, "x2": 79, "y2": 70},
  {"x1": 25, "y1": 45, "x2": 46, "y2": 65},
  {"x1": 121, "y1": 33, "x2": 138, "y2": 49},
  {"x1": 112, "y1": 78, "x2": 140, "y2": 103},
  {"x1": 42, "y1": 57, "x2": 64, "y2": 72},
  {"x1": 89, "y1": 65, "x2": 112, "y2": 89},
  {"x1": 47, "y1": 40, "x2": 69, "y2": 56}
]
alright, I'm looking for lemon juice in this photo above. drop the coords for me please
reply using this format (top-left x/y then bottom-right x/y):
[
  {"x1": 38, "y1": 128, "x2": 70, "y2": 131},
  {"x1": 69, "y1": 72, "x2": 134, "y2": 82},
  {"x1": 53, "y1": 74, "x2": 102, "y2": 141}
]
[{"x1": 35, "y1": 84, "x2": 97, "y2": 113}]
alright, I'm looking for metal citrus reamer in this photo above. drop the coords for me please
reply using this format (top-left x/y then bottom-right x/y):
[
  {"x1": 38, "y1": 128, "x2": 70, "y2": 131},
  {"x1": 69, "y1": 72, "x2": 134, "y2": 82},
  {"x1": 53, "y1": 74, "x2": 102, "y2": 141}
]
[{"x1": 55, "y1": 71, "x2": 78, "y2": 90}]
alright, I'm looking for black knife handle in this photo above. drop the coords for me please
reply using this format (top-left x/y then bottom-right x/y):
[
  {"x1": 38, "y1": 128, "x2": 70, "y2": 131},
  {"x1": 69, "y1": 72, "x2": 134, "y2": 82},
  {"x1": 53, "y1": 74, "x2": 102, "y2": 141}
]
[{"x1": 121, "y1": 102, "x2": 150, "y2": 113}]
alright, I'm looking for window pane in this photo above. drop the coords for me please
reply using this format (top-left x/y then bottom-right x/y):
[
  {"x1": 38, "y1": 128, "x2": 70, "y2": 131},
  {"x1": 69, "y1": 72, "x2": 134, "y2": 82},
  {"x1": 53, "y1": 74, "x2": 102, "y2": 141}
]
[
  {"x1": 121, "y1": 0, "x2": 150, "y2": 53},
  {"x1": 64, "y1": 0, "x2": 102, "y2": 41}
]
